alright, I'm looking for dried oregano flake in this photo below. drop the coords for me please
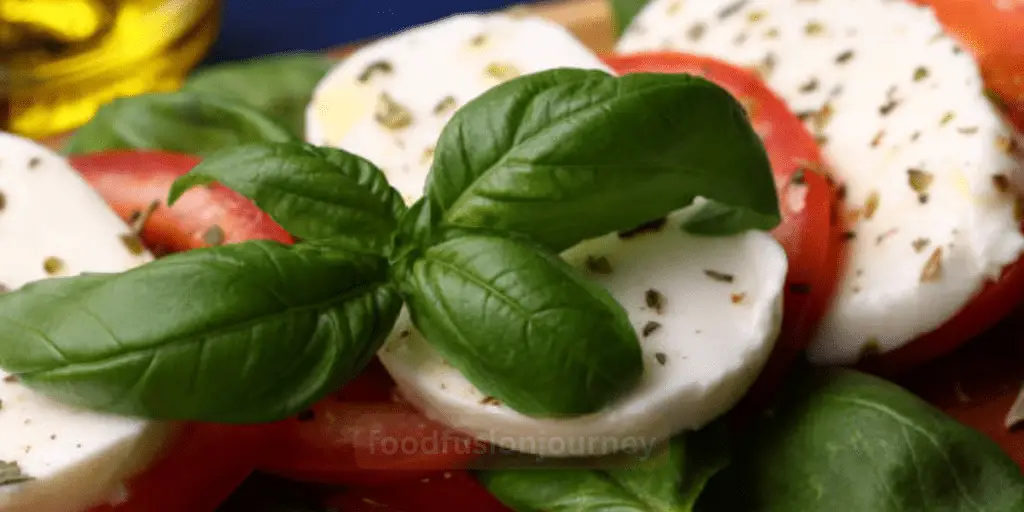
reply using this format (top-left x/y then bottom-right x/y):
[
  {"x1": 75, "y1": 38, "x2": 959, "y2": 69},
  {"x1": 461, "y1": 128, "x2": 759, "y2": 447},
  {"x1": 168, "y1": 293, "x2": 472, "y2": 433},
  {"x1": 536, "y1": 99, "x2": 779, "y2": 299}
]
[
  {"x1": 43, "y1": 256, "x2": 64, "y2": 275},
  {"x1": 485, "y1": 62, "x2": 521, "y2": 82},
  {"x1": 907, "y1": 168, "x2": 934, "y2": 194},
  {"x1": 703, "y1": 269, "x2": 735, "y2": 283},
  {"x1": 645, "y1": 289, "x2": 666, "y2": 313},
  {"x1": 585, "y1": 256, "x2": 613, "y2": 275},
  {"x1": 0, "y1": 461, "x2": 33, "y2": 487},
  {"x1": 920, "y1": 247, "x2": 943, "y2": 283},
  {"x1": 357, "y1": 60, "x2": 393, "y2": 83},
  {"x1": 374, "y1": 92, "x2": 413, "y2": 130},
  {"x1": 642, "y1": 321, "x2": 662, "y2": 337}
]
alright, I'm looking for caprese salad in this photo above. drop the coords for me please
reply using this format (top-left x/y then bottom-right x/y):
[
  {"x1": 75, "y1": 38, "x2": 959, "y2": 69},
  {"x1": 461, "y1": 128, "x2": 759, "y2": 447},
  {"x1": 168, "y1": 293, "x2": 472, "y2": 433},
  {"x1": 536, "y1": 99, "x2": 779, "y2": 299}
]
[{"x1": 1, "y1": 1, "x2": 1023, "y2": 511}]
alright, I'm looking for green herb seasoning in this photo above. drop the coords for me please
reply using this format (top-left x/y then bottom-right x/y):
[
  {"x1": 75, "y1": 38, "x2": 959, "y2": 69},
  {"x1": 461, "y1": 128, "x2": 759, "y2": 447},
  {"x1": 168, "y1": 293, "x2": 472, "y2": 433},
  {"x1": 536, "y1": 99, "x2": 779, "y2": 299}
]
[
  {"x1": 703, "y1": 269, "x2": 735, "y2": 283},
  {"x1": 642, "y1": 321, "x2": 662, "y2": 337},
  {"x1": 0, "y1": 461, "x2": 33, "y2": 487},
  {"x1": 357, "y1": 60, "x2": 393, "y2": 83},
  {"x1": 585, "y1": 256, "x2": 613, "y2": 275},
  {"x1": 645, "y1": 289, "x2": 666, "y2": 313},
  {"x1": 42, "y1": 256, "x2": 64, "y2": 275},
  {"x1": 202, "y1": 225, "x2": 226, "y2": 246}
]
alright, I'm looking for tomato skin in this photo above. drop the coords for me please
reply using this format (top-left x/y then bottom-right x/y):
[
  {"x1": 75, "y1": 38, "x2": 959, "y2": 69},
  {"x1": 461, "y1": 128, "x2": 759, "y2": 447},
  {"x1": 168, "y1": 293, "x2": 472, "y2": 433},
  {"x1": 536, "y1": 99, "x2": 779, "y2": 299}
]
[
  {"x1": 87, "y1": 423, "x2": 280, "y2": 512},
  {"x1": 258, "y1": 359, "x2": 486, "y2": 487},
  {"x1": 601, "y1": 52, "x2": 846, "y2": 414},
  {"x1": 323, "y1": 470, "x2": 512, "y2": 512},
  {"x1": 69, "y1": 151, "x2": 293, "y2": 254}
]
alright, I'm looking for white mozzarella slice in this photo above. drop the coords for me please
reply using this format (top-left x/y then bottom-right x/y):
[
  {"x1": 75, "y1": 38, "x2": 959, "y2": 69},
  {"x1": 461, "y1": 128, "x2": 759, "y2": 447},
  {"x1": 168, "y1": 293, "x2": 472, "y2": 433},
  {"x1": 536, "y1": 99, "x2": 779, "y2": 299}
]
[
  {"x1": 379, "y1": 208, "x2": 786, "y2": 456},
  {"x1": 0, "y1": 133, "x2": 153, "y2": 289},
  {"x1": 305, "y1": 12, "x2": 612, "y2": 204},
  {"x1": 0, "y1": 133, "x2": 172, "y2": 512},
  {"x1": 618, "y1": 0, "x2": 1024, "y2": 363}
]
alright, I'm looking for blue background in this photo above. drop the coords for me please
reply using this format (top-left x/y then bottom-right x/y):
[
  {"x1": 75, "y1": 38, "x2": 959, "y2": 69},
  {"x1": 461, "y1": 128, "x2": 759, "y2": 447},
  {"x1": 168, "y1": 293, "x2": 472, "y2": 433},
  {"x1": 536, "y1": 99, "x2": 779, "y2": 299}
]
[{"x1": 203, "y1": 0, "x2": 532, "y2": 64}]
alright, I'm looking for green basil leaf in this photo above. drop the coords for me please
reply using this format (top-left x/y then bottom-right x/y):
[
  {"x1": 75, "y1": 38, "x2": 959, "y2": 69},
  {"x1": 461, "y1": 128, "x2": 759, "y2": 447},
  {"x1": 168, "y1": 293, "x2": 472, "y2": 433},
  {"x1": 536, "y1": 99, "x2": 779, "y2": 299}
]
[
  {"x1": 697, "y1": 368, "x2": 1024, "y2": 511},
  {"x1": 0, "y1": 240, "x2": 401, "y2": 423},
  {"x1": 392, "y1": 228, "x2": 642, "y2": 417},
  {"x1": 169, "y1": 142, "x2": 406, "y2": 252},
  {"x1": 425, "y1": 68, "x2": 779, "y2": 252},
  {"x1": 679, "y1": 199, "x2": 768, "y2": 236},
  {"x1": 64, "y1": 92, "x2": 297, "y2": 156},
  {"x1": 480, "y1": 425, "x2": 730, "y2": 512},
  {"x1": 608, "y1": 0, "x2": 652, "y2": 37},
  {"x1": 184, "y1": 53, "x2": 335, "y2": 137}
]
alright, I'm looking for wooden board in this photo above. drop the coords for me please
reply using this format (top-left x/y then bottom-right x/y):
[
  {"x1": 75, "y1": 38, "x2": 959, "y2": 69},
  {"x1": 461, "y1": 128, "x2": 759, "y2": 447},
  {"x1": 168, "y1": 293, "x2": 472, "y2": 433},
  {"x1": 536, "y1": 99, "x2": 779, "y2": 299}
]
[{"x1": 326, "y1": 0, "x2": 616, "y2": 57}]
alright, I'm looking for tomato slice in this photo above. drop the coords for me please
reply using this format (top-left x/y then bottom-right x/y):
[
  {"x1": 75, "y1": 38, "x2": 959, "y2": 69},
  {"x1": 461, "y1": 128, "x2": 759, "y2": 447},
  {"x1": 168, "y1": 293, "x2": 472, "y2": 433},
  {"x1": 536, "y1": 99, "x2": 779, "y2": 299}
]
[
  {"x1": 323, "y1": 470, "x2": 512, "y2": 512},
  {"x1": 601, "y1": 52, "x2": 847, "y2": 414},
  {"x1": 88, "y1": 424, "x2": 277, "y2": 512},
  {"x1": 65, "y1": 150, "x2": 294, "y2": 511},
  {"x1": 258, "y1": 359, "x2": 486, "y2": 486},
  {"x1": 68, "y1": 151, "x2": 294, "y2": 254},
  {"x1": 925, "y1": 1, "x2": 1024, "y2": 129}
]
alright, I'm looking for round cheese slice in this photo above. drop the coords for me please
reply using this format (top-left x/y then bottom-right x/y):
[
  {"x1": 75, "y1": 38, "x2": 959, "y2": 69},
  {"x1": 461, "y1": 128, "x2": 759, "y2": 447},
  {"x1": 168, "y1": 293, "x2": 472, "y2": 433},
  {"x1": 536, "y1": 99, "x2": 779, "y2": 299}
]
[
  {"x1": 0, "y1": 133, "x2": 173, "y2": 512},
  {"x1": 379, "y1": 208, "x2": 787, "y2": 457},
  {"x1": 305, "y1": 12, "x2": 613, "y2": 205}
]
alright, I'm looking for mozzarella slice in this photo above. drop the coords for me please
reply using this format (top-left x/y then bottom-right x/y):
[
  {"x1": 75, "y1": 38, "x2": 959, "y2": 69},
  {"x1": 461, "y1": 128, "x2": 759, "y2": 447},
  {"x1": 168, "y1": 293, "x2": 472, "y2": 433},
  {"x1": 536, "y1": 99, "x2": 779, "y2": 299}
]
[
  {"x1": 0, "y1": 133, "x2": 172, "y2": 512},
  {"x1": 379, "y1": 207, "x2": 786, "y2": 456},
  {"x1": 618, "y1": 0, "x2": 1024, "y2": 364},
  {"x1": 305, "y1": 12, "x2": 612, "y2": 204}
]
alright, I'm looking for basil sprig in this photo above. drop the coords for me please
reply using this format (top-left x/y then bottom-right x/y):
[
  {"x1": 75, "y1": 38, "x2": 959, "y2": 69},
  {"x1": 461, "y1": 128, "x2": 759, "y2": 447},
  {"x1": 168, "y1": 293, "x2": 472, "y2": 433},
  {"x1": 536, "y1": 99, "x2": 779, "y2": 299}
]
[{"x1": 0, "y1": 68, "x2": 778, "y2": 422}]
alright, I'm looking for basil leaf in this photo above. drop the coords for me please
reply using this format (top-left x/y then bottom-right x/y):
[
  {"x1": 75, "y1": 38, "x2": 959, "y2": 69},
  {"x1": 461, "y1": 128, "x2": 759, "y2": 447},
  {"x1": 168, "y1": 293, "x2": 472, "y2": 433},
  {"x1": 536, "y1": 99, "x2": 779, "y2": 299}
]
[
  {"x1": 480, "y1": 425, "x2": 730, "y2": 512},
  {"x1": 697, "y1": 368, "x2": 1024, "y2": 511},
  {"x1": 64, "y1": 92, "x2": 297, "y2": 156},
  {"x1": 392, "y1": 228, "x2": 642, "y2": 417},
  {"x1": 169, "y1": 142, "x2": 406, "y2": 252},
  {"x1": 609, "y1": 0, "x2": 652, "y2": 37},
  {"x1": 0, "y1": 241, "x2": 401, "y2": 423},
  {"x1": 425, "y1": 69, "x2": 779, "y2": 252},
  {"x1": 679, "y1": 199, "x2": 767, "y2": 236},
  {"x1": 184, "y1": 53, "x2": 335, "y2": 137}
]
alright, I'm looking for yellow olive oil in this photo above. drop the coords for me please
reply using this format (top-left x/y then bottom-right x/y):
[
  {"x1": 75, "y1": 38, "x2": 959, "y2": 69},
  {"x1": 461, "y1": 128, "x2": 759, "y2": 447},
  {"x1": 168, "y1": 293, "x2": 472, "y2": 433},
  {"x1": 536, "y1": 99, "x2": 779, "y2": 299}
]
[{"x1": 1, "y1": 0, "x2": 220, "y2": 139}]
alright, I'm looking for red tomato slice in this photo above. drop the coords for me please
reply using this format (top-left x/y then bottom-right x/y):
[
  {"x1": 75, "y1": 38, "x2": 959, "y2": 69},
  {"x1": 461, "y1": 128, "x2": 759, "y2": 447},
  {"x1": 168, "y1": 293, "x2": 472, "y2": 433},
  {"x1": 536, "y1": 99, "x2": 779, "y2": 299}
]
[
  {"x1": 926, "y1": 0, "x2": 1024, "y2": 129},
  {"x1": 258, "y1": 359, "x2": 486, "y2": 486},
  {"x1": 601, "y1": 52, "x2": 847, "y2": 415},
  {"x1": 88, "y1": 424, "x2": 277, "y2": 512},
  {"x1": 68, "y1": 151, "x2": 294, "y2": 254},
  {"x1": 897, "y1": 304, "x2": 1024, "y2": 469},
  {"x1": 323, "y1": 470, "x2": 512, "y2": 512},
  {"x1": 65, "y1": 150, "x2": 294, "y2": 511}
]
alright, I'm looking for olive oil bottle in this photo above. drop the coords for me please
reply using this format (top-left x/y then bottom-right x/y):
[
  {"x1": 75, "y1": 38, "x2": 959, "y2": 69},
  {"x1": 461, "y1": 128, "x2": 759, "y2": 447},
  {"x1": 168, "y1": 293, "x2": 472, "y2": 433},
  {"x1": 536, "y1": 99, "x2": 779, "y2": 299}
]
[{"x1": 1, "y1": 0, "x2": 220, "y2": 139}]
